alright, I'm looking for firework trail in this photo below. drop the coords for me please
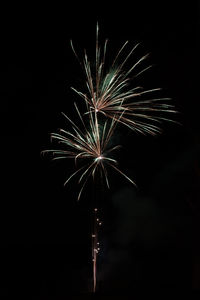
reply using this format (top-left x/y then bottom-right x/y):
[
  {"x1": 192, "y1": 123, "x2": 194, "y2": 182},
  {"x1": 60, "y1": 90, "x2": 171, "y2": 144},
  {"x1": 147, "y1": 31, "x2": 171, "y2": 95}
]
[
  {"x1": 70, "y1": 23, "x2": 177, "y2": 135},
  {"x1": 92, "y1": 207, "x2": 100, "y2": 293}
]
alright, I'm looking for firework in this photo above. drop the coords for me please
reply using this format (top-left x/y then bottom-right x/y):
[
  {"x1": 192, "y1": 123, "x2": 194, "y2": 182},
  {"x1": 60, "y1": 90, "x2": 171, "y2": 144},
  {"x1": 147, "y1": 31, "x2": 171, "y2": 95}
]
[
  {"x1": 43, "y1": 104, "x2": 136, "y2": 292},
  {"x1": 70, "y1": 23, "x2": 177, "y2": 135},
  {"x1": 42, "y1": 103, "x2": 135, "y2": 201},
  {"x1": 43, "y1": 23, "x2": 177, "y2": 293}
]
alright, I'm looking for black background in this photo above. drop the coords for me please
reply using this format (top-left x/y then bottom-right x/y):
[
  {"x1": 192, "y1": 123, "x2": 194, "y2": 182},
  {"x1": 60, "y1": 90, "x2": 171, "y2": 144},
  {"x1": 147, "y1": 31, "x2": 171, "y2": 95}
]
[{"x1": 0, "y1": 2, "x2": 199, "y2": 298}]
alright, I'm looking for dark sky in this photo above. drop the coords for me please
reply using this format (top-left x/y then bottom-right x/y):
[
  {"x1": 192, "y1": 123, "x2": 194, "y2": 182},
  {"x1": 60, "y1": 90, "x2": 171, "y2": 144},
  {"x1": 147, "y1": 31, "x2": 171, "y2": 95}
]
[{"x1": 0, "y1": 2, "x2": 199, "y2": 298}]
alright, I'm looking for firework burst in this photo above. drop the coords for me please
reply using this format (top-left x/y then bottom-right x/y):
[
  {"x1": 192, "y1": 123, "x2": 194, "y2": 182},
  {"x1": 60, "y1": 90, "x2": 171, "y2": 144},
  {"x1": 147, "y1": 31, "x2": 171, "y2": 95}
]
[
  {"x1": 42, "y1": 104, "x2": 136, "y2": 292},
  {"x1": 42, "y1": 103, "x2": 135, "y2": 201},
  {"x1": 70, "y1": 23, "x2": 177, "y2": 135},
  {"x1": 43, "y1": 23, "x2": 177, "y2": 293}
]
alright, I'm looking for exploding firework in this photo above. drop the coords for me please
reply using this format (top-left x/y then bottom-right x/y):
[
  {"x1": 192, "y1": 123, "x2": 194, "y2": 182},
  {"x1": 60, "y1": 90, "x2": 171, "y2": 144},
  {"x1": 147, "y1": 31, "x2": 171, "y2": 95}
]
[
  {"x1": 70, "y1": 23, "x2": 177, "y2": 135},
  {"x1": 43, "y1": 23, "x2": 177, "y2": 293},
  {"x1": 42, "y1": 104, "x2": 136, "y2": 292},
  {"x1": 42, "y1": 103, "x2": 135, "y2": 201}
]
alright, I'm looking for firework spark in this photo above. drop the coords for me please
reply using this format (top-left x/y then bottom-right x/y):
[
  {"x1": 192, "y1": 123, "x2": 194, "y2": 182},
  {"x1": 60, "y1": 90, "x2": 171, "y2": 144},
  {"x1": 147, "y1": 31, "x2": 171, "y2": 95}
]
[
  {"x1": 70, "y1": 23, "x2": 177, "y2": 135},
  {"x1": 42, "y1": 103, "x2": 135, "y2": 201}
]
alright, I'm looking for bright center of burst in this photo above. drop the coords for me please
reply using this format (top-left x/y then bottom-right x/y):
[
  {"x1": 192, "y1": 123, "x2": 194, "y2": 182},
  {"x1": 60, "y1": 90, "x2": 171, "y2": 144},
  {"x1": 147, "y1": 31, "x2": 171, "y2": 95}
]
[{"x1": 96, "y1": 155, "x2": 103, "y2": 161}]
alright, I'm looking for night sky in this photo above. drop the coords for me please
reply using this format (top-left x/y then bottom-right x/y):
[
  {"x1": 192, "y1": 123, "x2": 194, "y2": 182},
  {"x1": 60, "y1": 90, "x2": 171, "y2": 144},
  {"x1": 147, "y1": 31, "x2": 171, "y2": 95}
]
[{"x1": 0, "y1": 2, "x2": 199, "y2": 298}]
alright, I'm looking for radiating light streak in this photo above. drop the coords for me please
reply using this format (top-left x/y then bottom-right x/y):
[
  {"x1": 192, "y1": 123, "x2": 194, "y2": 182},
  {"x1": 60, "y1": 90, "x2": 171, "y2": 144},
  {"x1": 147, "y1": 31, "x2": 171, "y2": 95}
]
[
  {"x1": 70, "y1": 23, "x2": 177, "y2": 136},
  {"x1": 42, "y1": 103, "x2": 136, "y2": 201}
]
